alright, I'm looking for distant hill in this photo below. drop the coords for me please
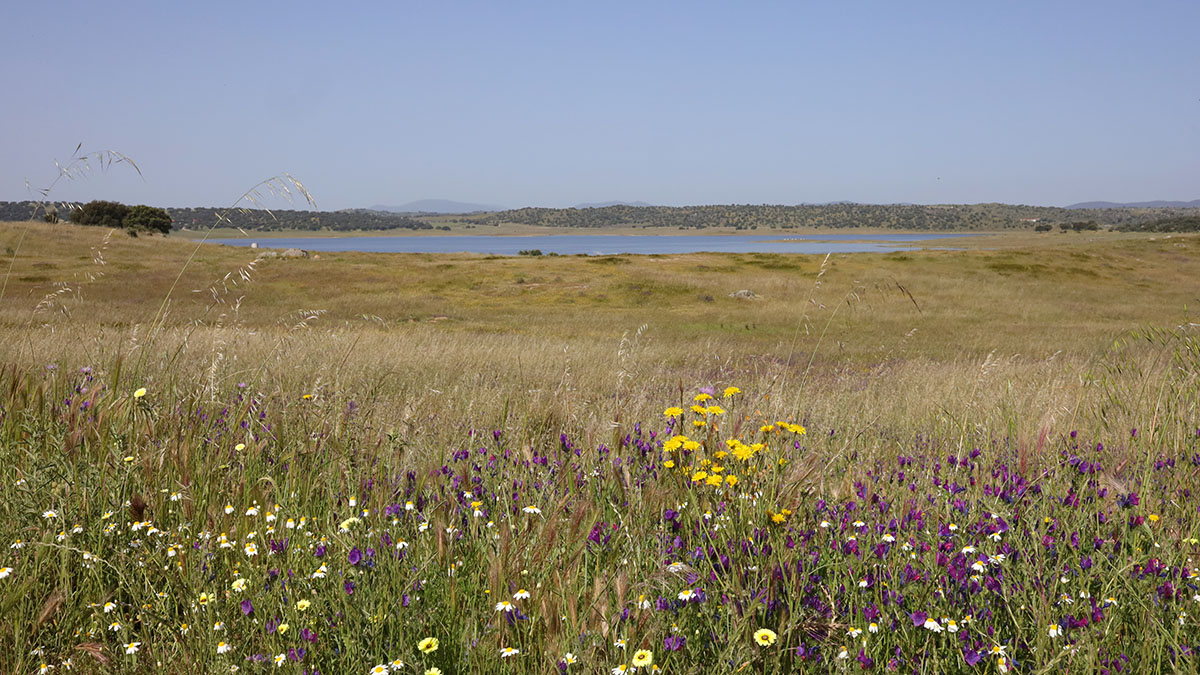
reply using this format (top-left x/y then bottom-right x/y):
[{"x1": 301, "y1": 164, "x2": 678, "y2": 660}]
[
  {"x1": 1067, "y1": 200, "x2": 1200, "y2": 209},
  {"x1": 6, "y1": 200, "x2": 1200, "y2": 234},
  {"x1": 574, "y1": 200, "x2": 654, "y2": 209},
  {"x1": 477, "y1": 202, "x2": 1200, "y2": 231},
  {"x1": 369, "y1": 200, "x2": 504, "y2": 214}
]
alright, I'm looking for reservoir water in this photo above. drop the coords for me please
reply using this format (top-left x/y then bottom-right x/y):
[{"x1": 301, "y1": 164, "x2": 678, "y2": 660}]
[{"x1": 206, "y1": 232, "x2": 976, "y2": 256}]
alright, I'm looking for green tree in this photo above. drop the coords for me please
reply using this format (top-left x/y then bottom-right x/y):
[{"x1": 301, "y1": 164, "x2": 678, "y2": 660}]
[
  {"x1": 69, "y1": 200, "x2": 129, "y2": 228},
  {"x1": 124, "y1": 204, "x2": 173, "y2": 234}
]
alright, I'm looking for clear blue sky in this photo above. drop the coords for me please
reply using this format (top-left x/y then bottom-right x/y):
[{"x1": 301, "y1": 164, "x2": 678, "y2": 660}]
[{"x1": 3, "y1": 1, "x2": 1198, "y2": 210}]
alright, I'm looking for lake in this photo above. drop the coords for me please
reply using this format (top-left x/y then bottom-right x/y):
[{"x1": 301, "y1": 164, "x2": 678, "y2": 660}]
[{"x1": 206, "y1": 232, "x2": 976, "y2": 255}]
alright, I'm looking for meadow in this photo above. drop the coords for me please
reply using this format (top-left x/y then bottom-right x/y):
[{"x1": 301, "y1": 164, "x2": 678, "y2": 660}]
[{"x1": 1, "y1": 219, "x2": 1198, "y2": 673}]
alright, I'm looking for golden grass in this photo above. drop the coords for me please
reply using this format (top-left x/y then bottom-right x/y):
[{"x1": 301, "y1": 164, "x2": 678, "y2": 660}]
[{"x1": 3, "y1": 220, "x2": 1196, "y2": 451}]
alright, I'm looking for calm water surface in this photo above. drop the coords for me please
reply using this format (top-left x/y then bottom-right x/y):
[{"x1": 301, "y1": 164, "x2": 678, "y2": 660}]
[{"x1": 207, "y1": 233, "x2": 976, "y2": 255}]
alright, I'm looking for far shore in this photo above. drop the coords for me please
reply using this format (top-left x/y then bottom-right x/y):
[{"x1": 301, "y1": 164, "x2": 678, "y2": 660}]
[
  {"x1": 176, "y1": 223, "x2": 964, "y2": 239},
  {"x1": 172, "y1": 224, "x2": 1137, "y2": 252}
]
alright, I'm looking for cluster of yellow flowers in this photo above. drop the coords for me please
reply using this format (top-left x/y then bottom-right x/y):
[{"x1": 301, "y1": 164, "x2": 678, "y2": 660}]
[{"x1": 768, "y1": 508, "x2": 793, "y2": 525}]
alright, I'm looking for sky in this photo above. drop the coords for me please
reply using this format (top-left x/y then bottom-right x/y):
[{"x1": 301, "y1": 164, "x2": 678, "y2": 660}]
[{"x1": 2, "y1": 1, "x2": 1198, "y2": 210}]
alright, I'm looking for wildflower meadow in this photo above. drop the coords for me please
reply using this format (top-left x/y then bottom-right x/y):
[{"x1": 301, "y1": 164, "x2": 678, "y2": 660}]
[{"x1": 1, "y1": 216, "x2": 1199, "y2": 673}]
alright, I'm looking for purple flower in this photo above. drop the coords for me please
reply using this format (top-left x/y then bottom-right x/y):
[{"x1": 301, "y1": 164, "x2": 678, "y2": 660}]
[
  {"x1": 344, "y1": 580, "x2": 355, "y2": 595},
  {"x1": 300, "y1": 628, "x2": 317, "y2": 643},
  {"x1": 664, "y1": 634, "x2": 686, "y2": 651},
  {"x1": 240, "y1": 599, "x2": 254, "y2": 616},
  {"x1": 348, "y1": 547, "x2": 362, "y2": 566},
  {"x1": 964, "y1": 649, "x2": 983, "y2": 666},
  {"x1": 909, "y1": 611, "x2": 927, "y2": 627}
]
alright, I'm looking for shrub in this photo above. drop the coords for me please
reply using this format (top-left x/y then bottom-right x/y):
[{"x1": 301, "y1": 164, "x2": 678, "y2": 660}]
[
  {"x1": 69, "y1": 200, "x2": 129, "y2": 228},
  {"x1": 124, "y1": 204, "x2": 173, "y2": 234}
]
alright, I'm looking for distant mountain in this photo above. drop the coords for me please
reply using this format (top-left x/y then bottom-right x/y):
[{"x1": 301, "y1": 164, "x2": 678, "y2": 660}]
[
  {"x1": 1066, "y1": 199, "x2": 1200, "y2": 209},
  {"x1": 574, "y1": 200, "x2": 654, "y2": 208},
  {"x1": 369, "y1": 200, "x2": 504, "y2": 214}
]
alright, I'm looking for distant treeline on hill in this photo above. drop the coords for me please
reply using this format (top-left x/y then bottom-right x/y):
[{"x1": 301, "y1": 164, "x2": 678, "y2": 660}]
[
  {"x1": 168, "y1": 207, "x2": 437, "y2": 232},
  {"x1": 1116, "y1": 215, "x2": 1200, "y2": 233},
  {"x1": 478, "y1": 203, "x2": 1200, "y2": 231},
  {"x1": 3, "y1": 200, "x2": 1200, "y2": 232},
  {"x1": 0, "y1": 202, "x2": 437, "y2": 232}
]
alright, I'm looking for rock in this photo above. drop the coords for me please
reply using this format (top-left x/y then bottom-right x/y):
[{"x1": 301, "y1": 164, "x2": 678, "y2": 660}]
[
  {"x1": 280, "y1": 248, "x2": 309, "y2": 259},
  {"x1": 250, "y1": 242, "x2": 258, "y2": 249},
  {"x1": 729, "y1": 289, "x2": 758, "y2": 300}
]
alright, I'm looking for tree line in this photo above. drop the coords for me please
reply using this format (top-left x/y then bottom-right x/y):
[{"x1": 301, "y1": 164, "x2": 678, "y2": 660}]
[
  {"x1": 0, "y1": 202, "x2": 439, "y2": 232},
  {"x1": 168, "y1": 207, "x2": 438, "y2": 232},
  {"x1": 1116, "y1": 215, "x2": 1200, "y2": 233},
  {"x1": 3, "y1": 200, "x2": 1198, "y2": 233},
  {"x1": 474, "y1": 203, "x2": 1200, "y2": 231}
]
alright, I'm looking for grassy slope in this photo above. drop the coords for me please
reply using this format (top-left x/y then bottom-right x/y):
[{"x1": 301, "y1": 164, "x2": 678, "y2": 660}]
[
  {"x1": 3, "y1": 221, "x2": 1195, "y2": 353},
  {"x1": 2, "y1": 219, "x2": 1196, "y2": 440}
]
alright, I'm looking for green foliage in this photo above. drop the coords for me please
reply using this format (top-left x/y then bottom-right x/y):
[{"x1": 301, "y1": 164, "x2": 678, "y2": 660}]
[
  {"x1": 123, "y1": 205, "x2": 172, "y2": 234},
  {"x1": 1117, "y1": 215, "x2": 1200, "y2": 232},
  {"x1": 5, "y1": 201, "x2": 1200, "y2": 234},
  {"x1": 69, "y1": 200, "x2": 129, "y2": 228},
  {"x1": 167, "y1": 206, "x2": 432, "y2": 232},
  {"x1": 517, "y1": 249, "x2": 543, "y2": 256},
  {"x1": 477, "y1": 203, "x2": 1200, "y2": 231}
]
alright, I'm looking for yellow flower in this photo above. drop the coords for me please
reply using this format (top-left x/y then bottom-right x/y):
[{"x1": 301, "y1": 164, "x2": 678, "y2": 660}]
[
  {"x1": 682, "y1": 440, "x2": 701, "y2": 452},
  {"x1": 295, "y1": 599, "x2": 311, "y2": 611},
  {"x1": 690, "y1": 405, "x2": 708, "y2": 415},
  {"x1": 418, "y1": 637, "x2": 439, "y2": 654},
  {"x1": 663, "y1": 460, "x2": 675, "y2": 469},
  {"x1": 693, "y1": 393, "x2": 712, "y2": 402},
  {"x1": 277, "y1": 623, "x2": 289, "y2": 634},
  {"x1": 425, "y1": 669, "x2": 443, "y2": 675},
  {"x1": 722, "y1": 387, "x2": 740, "y2": 398},
  {"x1": 725, "y1": 475, "x2": 738, "y2": 486},
  {"x1": 705, "y1": 475, "x2": 723, "y2": 487},
  {"x1": 705, "y1": 405, "x2": 725, "y2": 416},
  {"x1": 301, "y1": 394, "x2": 313, "y2": 400},
  {"x1": 770, "y1": 512, "x2": 786, "y2": 524},
  {"x1": 663, "y1": 407, "x2": 684, "y2": 417},
  {"x1": 691, "y1": 471, "x2": 708, "y2": 483},
  {"x1": 632, "y1": 649, "x2": 654, "y2": 667},
  {"x1": 1148, "y1": 514, "x2": 1159, "y2": 523},
  {"x1": 754, "y1": 628, "x2": 778, "y2": 646},
  {"x1": 133, "y1": 387, "x2": 147, "y2": 398}
]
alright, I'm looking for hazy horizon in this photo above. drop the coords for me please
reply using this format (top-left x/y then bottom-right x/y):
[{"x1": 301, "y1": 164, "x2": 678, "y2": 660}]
[{"x1": 3, "y1": 2, "x2": 1198, "y2": 211}]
